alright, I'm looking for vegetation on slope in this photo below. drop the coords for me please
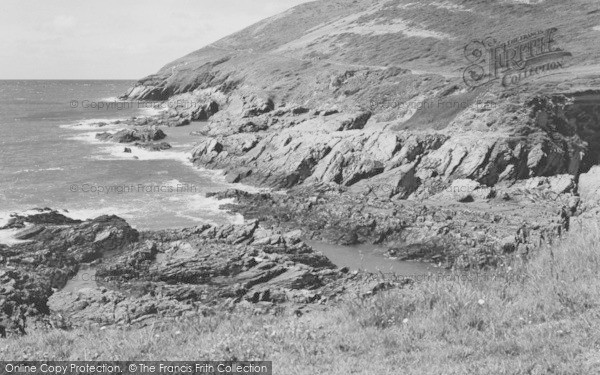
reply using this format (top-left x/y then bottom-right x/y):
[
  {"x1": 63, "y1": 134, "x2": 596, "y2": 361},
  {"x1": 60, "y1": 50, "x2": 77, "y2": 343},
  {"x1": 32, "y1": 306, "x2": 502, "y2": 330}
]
[
  {"x1": 126, "y1": 0, "x2": 600, "y2": 101},
  {"x1": 4, "y1": 225, "x2": 600, "y2": 374}
]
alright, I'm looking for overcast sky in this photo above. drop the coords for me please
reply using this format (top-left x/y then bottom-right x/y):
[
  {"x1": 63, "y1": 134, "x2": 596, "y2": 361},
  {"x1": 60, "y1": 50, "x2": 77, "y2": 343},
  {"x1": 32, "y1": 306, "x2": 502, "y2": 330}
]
[{"x1": 0, "y1": 0, "x2": 312, "y2": 80}]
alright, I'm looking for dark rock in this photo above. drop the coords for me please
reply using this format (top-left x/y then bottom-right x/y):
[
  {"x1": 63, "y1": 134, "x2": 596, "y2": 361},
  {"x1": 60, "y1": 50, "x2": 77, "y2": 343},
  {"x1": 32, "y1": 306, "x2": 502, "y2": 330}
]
[
  {"x1": 225, "y1": 168, "x2": 252, "y2": 183},
  {"x1": 192, "y1": 101, "x2": 220, "y2": 121},
  {"x1": 339, "y1": 230, "x2": 359, "y2": 246},
  {"x1": 14, "y1": 225, "x2": 45, "y2": 240},
  {"x1": 322, "y1": 109, "x2": 339, "y2": 116},
  {"x1": 337, "y1": 111, "x2": 371, "y2": 130},
  {"x1": 206, "y1": 189, "x2": 251, "y2": 200},
  {"x1": 2, "y1": 211, "x2": 413, "y2": 332},
  {"x1": 242, "y1": 98, "x2": 274, "y2": 118},
  {"x1": 5, "y1": 210, "x2": 81, "y2": 229},
  {"x1": 292, "y1": 107, "x2": 310, "y2": 115},
  {"x1": 133, "y1": 141, "x2": 172, "y2": 151},
  {"x1": 0, "y1": 215, "x2": 138, "y2": 335},
  {"x1": 95, "y1": 132, "x2": 112, "y2": 141},
  {"x1": 175, "y1": 118, "x2": 191, "y2": 127},
  {"x1": 216, "y1": 183, "x2": 573, "y2": 269},
  {"x1": 111, "y1": 129, "x2": 139, "y2": 143},
  {"x1": 96, "y1": 127, "x2": 166, "y2": 143}
]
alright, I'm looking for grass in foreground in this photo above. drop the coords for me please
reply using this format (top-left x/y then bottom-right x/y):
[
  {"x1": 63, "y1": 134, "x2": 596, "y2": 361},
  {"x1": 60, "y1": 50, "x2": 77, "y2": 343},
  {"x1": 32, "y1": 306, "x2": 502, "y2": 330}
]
[{"x1": 3, "y1": 226, "x2": 600, "y2": 374}]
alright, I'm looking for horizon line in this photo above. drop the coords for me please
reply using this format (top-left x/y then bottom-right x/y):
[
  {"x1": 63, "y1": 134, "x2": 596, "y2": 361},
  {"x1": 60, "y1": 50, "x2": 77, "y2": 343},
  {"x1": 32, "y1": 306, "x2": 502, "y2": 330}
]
[{"x1": 0, "y1": 78, "x2": 139, "y2": 81}]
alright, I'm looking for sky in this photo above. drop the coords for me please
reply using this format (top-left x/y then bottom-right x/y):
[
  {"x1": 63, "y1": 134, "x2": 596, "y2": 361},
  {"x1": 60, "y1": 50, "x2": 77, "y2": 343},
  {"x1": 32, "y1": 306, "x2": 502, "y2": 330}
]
[{"x1": 0, "y1": 0, "x2": 313, "y2": 80}]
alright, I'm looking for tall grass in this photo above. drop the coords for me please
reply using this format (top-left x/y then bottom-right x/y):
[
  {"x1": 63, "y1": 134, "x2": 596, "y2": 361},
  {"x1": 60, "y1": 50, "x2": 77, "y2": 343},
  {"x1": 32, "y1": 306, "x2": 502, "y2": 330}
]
[{"x1": 3, "y1": 225, "x2": 600, "y2": 374}]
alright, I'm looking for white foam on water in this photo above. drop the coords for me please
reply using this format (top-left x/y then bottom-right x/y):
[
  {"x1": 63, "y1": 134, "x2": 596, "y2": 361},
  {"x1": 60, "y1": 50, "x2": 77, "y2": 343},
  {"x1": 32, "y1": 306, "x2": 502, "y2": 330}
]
[
  {"x1": 67, "y1": 130, "x2": 256, "y2": 197},
  {"x1": 229, "y1": 213, "x2": 245, "y2": 225},
  {"x1": 166, "y1": 194, "x2": 231, "y2": 213},
  {"x1": 63, "y1": 126, "x2": 264, "y2": 195},
  {"x1": 139, "y1": 107, "x2": 166, "y2": 117},
  {"x1": 0, "y1": 227, "x2": 32, "y2": 246},
  {"x1": 177, "y1": 142, "x2": 197, "y2": 148},
  {"x1": 95, "y1": 143, "x2": 194, "y2": 165},
  {"x1": 59, "y1": 119, "x2": 268, "y2": 228},
  {"x1": 0, "y1": 209, "x2": 55, "y2": 220},
  {"x1": 60, "y1": 118, "x2": 125, "y2": 131},
  {"x1": 163, "y1": 178, "x2": 184, "y2": 187},
  {"x1": 191, "y1": 168, "x2": 270, "y2": 195},
  {"x1": 75, "y1": 118, "x2": 120, "y2": 125},
  {"x1": 61, "y1": 123, "x2": 119, "y2": 131},
  {"x1": 0, "y1": 213, "x2": 43, "y2": 246},
  {"x1": 98, "y1": 97, "x2": 126, "y2": 102},
  {"x1": 0, "y1": 214, "x2": 10, "y2": 228},
  {"x1": 13, "y1": 167, "x2": 65, "y2": 174},
  {"x1": 192, "y1": 168, "x2": 268, "y2": 194},
  {"x1": 163, "y1": 194, "x2": 242, "y2": 224},
  {"x1": 67, "y1": 131, "x2": 105, "y2": 145},
  {"x1": 173, "y1": 212, "x2": 217, "y2": 226},
  {"x1": 62, "y1": 207, "x2": 135, "y2": 222}
]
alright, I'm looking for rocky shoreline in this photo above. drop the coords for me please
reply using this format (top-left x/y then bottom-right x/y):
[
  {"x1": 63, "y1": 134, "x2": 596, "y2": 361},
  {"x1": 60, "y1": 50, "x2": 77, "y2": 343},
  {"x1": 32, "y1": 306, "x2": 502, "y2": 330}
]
[
  {"x1": 2, "y1": 107, "x2": 599, "y2": 337},
  {"x1": 4, "y1": 0, "x2": 600, "y2": 337},
  {"x1": 108, "y1": 86, "x2": 598, "y2": 268},
  {"x1": 0, "y1": 209, "x2": 412, "y2": 336},
  {"x1": 4, "y1": 82, "x2": 600, "y2": 337}
]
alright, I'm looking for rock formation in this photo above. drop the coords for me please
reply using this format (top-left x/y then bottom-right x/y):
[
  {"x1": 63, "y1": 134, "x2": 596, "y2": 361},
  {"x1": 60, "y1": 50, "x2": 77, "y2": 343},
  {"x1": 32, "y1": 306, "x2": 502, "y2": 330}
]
[
  {"x1": 0, "y1": 211, "x2": 401, "y2": 335},
  {"x1": 114, "y1": 0, "x2": 600, "y2": 277},
  {"x1": 5, "y1": 0, "x2": 600, "y2": 336}
]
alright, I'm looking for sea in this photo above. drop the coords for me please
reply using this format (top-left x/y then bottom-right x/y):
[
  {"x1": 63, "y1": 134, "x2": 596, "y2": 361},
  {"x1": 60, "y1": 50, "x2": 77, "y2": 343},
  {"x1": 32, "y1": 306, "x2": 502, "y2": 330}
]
[{"x1": 0, "y1": 80, "x2": 248, "y2": 233}]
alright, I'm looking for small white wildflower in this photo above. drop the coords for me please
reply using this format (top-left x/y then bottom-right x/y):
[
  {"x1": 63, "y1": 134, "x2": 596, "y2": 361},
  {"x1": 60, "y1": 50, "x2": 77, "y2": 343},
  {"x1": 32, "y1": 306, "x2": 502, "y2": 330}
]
[
  {"x1": 402, "y1": 318, "x2": 409, "y2": 324},
  {"x1": 175, "y1": 331, "x2": 182, "y2": 335},
  {"x1": 478, "y1": 299, "x2": 485, "y2": 306}
]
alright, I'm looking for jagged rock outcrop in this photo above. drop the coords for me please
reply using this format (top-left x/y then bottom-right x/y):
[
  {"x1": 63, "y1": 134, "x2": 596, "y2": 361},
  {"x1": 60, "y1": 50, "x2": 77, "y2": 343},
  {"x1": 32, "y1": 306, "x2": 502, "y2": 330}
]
[
  {"x1": 96, "y1": 127, "x2": 166, "y2": 143},
  {"x1": 112, "y1": 1, "x2": 600, "y2": 268},
  {"x1": 133, "y1": 141, "x2": 172, "y2": 151},
  {"x1": 214, "y1": 181, "x2": 575, "y2": 269},
  {"x1": 113, "y1": 0, "x2": 600, "y2": 199},
  {"x1": 570, "y1": 166, "x2": 600, "y2": 231},
  {"x1": 0, "y1": 211, "x2": 406, "y2": 334},
  {"x1": 0, "y1": 212, "x2": 138, "y2": 335},
  {"x1": 183, "y1": 91, "x2": 593, "y2": 199},
  {"x1": 578, "y1": 165, "x2": 600, "y2": 209},
  {"x1": 106, "y1": 83, "x2": 600, "y2": 280}
]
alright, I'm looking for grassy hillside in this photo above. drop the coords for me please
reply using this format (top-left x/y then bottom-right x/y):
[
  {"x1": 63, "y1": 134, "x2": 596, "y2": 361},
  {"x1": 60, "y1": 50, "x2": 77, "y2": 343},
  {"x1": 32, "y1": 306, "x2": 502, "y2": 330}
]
[
  {"x1": 5, "y1": 225, "x2": 600, "y2": 374},
  {"x1": 126, "y1": 0, "x2": 600, "y2": 105}
]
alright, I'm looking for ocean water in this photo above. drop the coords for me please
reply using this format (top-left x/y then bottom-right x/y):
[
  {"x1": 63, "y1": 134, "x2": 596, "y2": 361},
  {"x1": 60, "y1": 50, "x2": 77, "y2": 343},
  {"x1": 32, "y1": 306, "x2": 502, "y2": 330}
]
[{"x1": 0, "y1": 80, "x2": 246, "y2": 231}]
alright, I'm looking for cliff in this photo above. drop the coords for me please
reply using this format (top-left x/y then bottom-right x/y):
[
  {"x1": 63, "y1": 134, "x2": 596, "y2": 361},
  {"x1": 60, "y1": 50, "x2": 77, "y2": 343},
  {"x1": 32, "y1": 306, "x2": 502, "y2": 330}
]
[
  {"x1": 3, "y1": 0, "x2": 600, "y2": 337},
  {"x1": 104, "y1": 1, "x2": 600, "y2": 262},
  {"x1": 122, "y1": 0, "x2": 600, "y2": 103}
]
